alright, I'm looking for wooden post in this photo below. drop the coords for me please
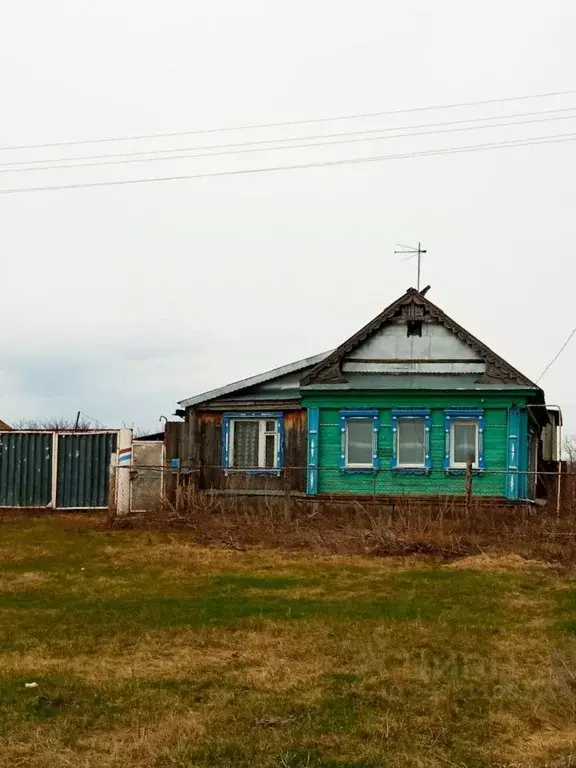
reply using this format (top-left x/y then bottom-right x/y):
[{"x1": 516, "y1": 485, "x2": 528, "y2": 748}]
[
  {"x1": 465, "y1": 458, "x2": 473, "y2": 514},
  {"x1": 175, "y1": 468, "x2": 182, "y2": 513},
  {"x1": 283, "y1": 466, "x2": 293, "y2": 522},
  {"x1": 106, "y1": 462, "x2": 117, "y2": 527}
]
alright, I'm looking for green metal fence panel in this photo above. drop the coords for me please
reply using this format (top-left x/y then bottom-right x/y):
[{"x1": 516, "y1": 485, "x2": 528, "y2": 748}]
[
  {"x1": 56, "y1": 432, "x2": 117, "y2": 508},
  {"x1": 0, "y1": 432, "x2": 53, "y2": 507}
]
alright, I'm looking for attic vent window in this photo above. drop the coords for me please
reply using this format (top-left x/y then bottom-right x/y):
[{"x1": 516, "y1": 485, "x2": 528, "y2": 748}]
[{"x1": 402, "y1": 304, "x2": 424, "y2": 337}]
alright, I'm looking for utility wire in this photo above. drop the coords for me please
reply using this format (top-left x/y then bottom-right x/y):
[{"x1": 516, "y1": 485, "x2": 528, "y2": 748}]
[
  {"x1": 80, "y1": 411, "x2": 107, "y2": 428},
  {"x1": 1, "y1": 131, "x2": 575, "y2": 196},
  {"x1": 4, "y1": 112, "x2": 576, "y2": 175},
  {"x1": 536, "y1": 327, "x2": 576, "y2": 383},
  {"x1": 3, "y1": 106, "x2": 576, "y2": 168},
  {"x1": 1, "y1": 87, "x2": 576, "y2": 152}
]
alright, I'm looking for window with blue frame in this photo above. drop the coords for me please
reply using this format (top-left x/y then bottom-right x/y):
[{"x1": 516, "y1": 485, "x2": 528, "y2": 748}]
[
  {"x1": 340, "y1": 410, "x2": 379, "y2": 470},
  {"x1": 222, "y1": 412, "x2": 284, "y2": 473},
  {"x1": 443, "y1": 409, "x2": 485, "y2": 473},
  {"x1": 391, "y1": 409, "x2": 431, "y2": 472}
]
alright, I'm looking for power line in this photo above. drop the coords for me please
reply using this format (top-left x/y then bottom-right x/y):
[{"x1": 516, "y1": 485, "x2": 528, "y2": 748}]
[
  {"x1": 3, "y1": 106, "x2": 576, "y2": 169},
  {"x1": 79, "y1": 411, "x2": 107, "y2": 428},
  {"x1": 1, "y1": 87, "x2": 576, "y2": 153},
  {"x1": 1, "y1": 130, "x2": 575, "y2": 196},
  {"x1": 536, "y1": 327, "x2": 576, "y2": 383},
  {"x1": 4, "y1": 112, "x2": 576, "y2": 175}
]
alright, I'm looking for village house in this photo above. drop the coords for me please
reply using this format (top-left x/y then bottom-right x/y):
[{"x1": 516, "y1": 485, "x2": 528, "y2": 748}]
[{"x1": 175, "y1": 288, "x2": 561, "y2": 502}]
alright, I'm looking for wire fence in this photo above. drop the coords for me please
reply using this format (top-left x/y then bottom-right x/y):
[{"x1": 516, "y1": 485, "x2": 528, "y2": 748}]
[
  {"x1": 119, "y1": 464, "x2": 571, "y2": 476},
  {"x1": 113, "y1": 460, "x2": 576, "y2": 564},
  {"x1": 120, "y1": 462, "x2": 572, "y2": 516}
]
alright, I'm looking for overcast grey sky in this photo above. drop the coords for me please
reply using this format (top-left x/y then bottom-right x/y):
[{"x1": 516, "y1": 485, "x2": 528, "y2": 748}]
[{"x1": 1, "y1": 1, "x2": 576, "y2": 431}]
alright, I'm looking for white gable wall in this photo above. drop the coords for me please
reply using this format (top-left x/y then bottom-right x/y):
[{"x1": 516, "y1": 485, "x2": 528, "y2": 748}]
[{"x1": 343, "y1": 319, "x2": 486, "y2": 375}]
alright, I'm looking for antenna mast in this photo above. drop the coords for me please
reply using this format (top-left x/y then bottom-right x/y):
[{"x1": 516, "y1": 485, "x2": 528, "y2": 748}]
[{"x1": 395, "y1": 242, "x2": 427, "y2": 291}]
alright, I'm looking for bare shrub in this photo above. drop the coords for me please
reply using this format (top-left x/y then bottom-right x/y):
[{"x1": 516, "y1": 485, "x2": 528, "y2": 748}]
[
  {"x1": 13, "y1": 417, "x2": 98, "y2": 431},
  {"x1": 113, "y1": 487, "x2": 576, "y2": 565}
]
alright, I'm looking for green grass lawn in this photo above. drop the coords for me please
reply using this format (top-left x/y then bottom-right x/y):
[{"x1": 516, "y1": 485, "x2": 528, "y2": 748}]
[{"x1": 0, "y1": 516, "x2": 574, "y2": 768}]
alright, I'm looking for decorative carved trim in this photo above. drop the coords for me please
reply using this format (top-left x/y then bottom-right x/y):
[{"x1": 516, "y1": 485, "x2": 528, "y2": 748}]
[
  {"x1": 312, "y1": 360, "x2": 348, "y2": 384},
  {"x1": 302, "y1": 288, "x2": 536, "y2": 388},
  {"x1": 402, "y1": 304, "x2": 424, "y2": 319}
]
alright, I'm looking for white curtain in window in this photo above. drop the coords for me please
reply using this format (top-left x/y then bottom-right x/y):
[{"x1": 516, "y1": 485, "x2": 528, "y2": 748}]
[
  {"x1": 347, "y1": 420, "x2": 373, "y2": 465},
  {"x1": 233, "y1": 421, "x2": 259, "y2": 467},
  {"x1": 453, "y1": 423, "x2": 477, "y2": 464},
  {"x1": 398, "y1": 419, "x2": 425, "y2": 465}
]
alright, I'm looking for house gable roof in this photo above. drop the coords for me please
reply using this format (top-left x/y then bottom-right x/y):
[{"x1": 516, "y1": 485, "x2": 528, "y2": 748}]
[
  {"x1": 301, "y1": 288, "x2": 538, "y2": 389},
  {"x1": 178, "y1": 351, "x2": 330, "y2": 408}
]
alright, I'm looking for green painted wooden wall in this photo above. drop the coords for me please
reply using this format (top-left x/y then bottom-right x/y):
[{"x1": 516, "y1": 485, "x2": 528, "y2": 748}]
[{"x1": 303, "y1": 392, "x2": 526, "y2": 497}]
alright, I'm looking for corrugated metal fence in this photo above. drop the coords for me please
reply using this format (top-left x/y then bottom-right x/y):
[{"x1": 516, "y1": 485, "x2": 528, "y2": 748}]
[{"x1": 0, "y1": 431, "x2": 118, "y2": 508}]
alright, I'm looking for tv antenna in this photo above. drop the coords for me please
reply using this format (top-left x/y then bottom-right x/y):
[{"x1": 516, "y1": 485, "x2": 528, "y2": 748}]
[{"x1": 395, "y1": 242, "x2": 427, "y2": 291}]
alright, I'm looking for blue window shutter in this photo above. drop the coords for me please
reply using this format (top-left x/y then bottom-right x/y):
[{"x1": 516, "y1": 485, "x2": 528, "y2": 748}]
[
  {"x1": 372, "y1": 413, "x2": 380, "y2": 469},
  {"x1": 391, "y1": 414, "x2": 398, "y2": 469},
  {"x1": 507, "y1": 406, "x2": 520, "y2": 499},
  {"x1": 222, "y1": 415, "x2": 231, "y2": 468},
  {"x1": 339, "y1": 412, "x2": 346, "y2": 470},
  {"x1": 443, "y1": 413, "x2": 451, "y2": 473},
  {"x1": 276, "y1": 416, "x2": 285, "y2": 469},
  {"x1": 518, "y1": 408, "x2": 528, "y2": 499},
  {"x1": 424, "y1": 413, "x2": 432, "y2": 471},
  {"x1": 307, "y1": 408, "x2": 319, "y2": 495},
  {"x1": 478, "y1": 414, "x2": 486, "y2": 471}
]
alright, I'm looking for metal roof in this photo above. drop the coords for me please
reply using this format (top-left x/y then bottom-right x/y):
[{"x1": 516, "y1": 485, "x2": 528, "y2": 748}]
[{"x1": 178, "y1": 351, "x2": 330, "y2": 408}]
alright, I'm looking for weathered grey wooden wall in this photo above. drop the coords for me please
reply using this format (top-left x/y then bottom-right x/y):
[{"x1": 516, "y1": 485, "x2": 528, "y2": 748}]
[{"x1": 165, "y1": 411, "x2": 307, "y2": 495}]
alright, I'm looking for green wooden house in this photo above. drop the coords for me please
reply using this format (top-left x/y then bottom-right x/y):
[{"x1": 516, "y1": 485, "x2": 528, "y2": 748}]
[{"x1": 176, "y1": 288, "x2": 560, "y2": 502}]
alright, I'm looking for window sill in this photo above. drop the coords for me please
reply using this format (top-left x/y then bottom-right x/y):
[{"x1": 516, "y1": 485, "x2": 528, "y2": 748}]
[
  {"x1": 224, "y1": 468, "x2": 282, "y2": 477},
  {"x1": 444, "y1": 467, "x2": 484, "y2": 476},
  {"x1": 392, "y1": 467, "x2": 431, "y2": 476},
  {"x1": 340, "y1": 467, "x2": 378, "y2": 474}
]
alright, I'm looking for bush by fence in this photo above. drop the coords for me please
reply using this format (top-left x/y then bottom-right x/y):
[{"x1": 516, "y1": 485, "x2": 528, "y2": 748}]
[{"x1": 112, "y1": 482, "x2": 576, "y2": 565}]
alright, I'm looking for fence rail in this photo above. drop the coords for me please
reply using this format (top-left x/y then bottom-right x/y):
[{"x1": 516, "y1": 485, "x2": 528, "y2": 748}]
[
  {"x1": 114, "y1": 464, "x2": 571, "y2": 476},
  {"x1": 113, "y1": 461, "x2": 571, "y2": 517}
]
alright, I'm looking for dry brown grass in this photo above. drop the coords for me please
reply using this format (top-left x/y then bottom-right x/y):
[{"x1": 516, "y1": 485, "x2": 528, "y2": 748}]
[
  {"x1": 0, "y1": 624, "x2": 338, "y2": 689},
  {"x1": 0, "y1": 571, "x2": 49, "y2": 592},
  {"x1": 119, "y1": 491, "x2": 576, "y2": 565},
  {"x1": 0, "y1": 516, "x2": 574, "y2": 767},
  {"x1": 0, "y1": 712, "x2": 206, "y2": 768},
  {"x1": 445, "y1": 553, "x2": 555, "y2": 571}
]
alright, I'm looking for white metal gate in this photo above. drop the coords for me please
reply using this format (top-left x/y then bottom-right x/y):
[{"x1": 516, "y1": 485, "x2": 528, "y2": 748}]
[{"x1": 130, "y1": 441, "x2": 165, "y2": 512}]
